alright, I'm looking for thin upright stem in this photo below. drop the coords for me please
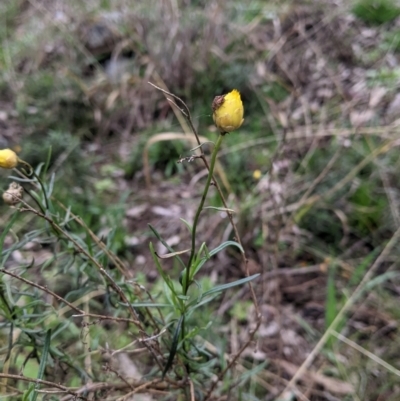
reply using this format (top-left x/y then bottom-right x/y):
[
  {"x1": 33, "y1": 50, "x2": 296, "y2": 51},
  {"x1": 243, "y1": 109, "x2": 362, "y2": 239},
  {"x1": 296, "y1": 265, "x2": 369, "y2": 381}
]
[{"x1": 183, "y1": 134, "x2": 224, "y2": 295}]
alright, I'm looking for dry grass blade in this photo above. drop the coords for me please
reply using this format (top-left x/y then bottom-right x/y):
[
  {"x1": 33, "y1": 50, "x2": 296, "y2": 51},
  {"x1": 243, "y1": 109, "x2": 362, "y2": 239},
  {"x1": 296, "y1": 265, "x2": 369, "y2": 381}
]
[
  {"x1": 277, "y1": 360, "x2": 353, "y2": 395},
  {"x1": 331, "y1": 331, "x2": 400, "y2": 378}
]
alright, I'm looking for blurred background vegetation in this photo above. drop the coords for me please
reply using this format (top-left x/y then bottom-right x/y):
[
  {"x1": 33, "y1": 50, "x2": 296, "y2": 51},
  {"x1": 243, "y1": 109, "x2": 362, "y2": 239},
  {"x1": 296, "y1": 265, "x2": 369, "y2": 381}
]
[{"x1": 2, "y1": 0, "x2": 400, "y2": 399}]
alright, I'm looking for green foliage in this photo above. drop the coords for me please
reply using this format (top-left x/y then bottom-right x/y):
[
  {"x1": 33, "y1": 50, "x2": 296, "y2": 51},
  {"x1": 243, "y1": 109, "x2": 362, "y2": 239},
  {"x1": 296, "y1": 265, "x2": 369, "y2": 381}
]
[
  {"x1": 381, "y1": 30, "x2": 400, "y2": 53},
  {"x1": 298, "y1": 208, "x2": 344, "y2": 251},
  {"x1": 148, "y1": 221, "x2": 257, "y2": 377},
  {"x1": 349, "y1": 182, "x2": 386, "y2": 235},
  {"x1": 352, "y1": 0, "x2": 400, "y2": 25},
  {"x1": 366, "y1": 67, "x2": 400, "y2": 87},
  {"x1": 149, "y1": 138, "x2": 187, "y2": 177},
  {"x1": 229, "y1": 300, "x2": 253, "y2": 322},
  {"x1": 0, "y1": 0, "x2": 24, "y2": 42}
]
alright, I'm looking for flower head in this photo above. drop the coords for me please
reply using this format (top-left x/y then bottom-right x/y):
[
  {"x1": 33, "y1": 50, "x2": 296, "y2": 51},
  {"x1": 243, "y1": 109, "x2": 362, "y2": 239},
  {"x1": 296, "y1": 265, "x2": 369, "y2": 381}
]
[
  {"x1": 253, "y1": 169, "x2": 262, "y2": 180},
  {"x1": 212, "y1": 89, "x2": 244, "y2": 134},
  {"x1": 0, "y1": 149, "x2": 19, "y2": 169},
  {"x1": 2, "y1": 182, "x2": 23, "y2": 206}
]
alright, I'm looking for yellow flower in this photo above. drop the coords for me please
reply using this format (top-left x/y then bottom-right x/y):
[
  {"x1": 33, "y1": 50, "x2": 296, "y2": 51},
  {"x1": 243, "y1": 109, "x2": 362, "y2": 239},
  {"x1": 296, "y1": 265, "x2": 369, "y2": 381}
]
[
  {"x1": 0, "y1": 149, "x2": 19, "y2": 169},
  {"x1": 212, "y1": 89, "x2": 244, "y2": 134},
  {"x1": 253, "y1": 169, "x2": 262, "y2": 180}
]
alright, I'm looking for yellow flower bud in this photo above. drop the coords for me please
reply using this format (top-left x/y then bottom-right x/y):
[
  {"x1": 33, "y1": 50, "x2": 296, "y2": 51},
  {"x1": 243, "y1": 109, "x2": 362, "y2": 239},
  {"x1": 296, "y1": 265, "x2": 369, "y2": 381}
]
[
  {"x1": 212, "y1": 89, "x2": 244, "y2": 134},
  {"x1": 0, "y1": 148, "x2": 19, "y2": 169}
]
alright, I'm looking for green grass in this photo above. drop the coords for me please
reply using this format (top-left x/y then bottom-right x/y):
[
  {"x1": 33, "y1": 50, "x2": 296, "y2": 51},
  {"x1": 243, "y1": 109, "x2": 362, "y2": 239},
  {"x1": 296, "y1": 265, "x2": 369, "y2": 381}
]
[{"x1": 352, "y1": 0, "x2": 400, "y2": 25}]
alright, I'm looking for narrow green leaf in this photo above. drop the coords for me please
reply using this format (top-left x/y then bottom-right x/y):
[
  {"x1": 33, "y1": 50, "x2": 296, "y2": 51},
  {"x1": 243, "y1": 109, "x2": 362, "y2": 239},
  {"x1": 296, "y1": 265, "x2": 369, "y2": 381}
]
[
  {"x1": 325, "y1": 266, "x2": 337, "y2": 329},
  {"x1": 239, "y1": 360, "x2": 268, "y2": 384},
  {"x1": 2, "y1": 228, "x2": 49, "y2": 258},
  {"x1": 162, "y1": 315, "x2": 183, "y2": 378},
  {"x1": 187, "y1": 293, "x2": 220, "y2": 312},
  {"x1": 209, "y1": 240, "x2": 244, "y2": 256},
  {"x1": 162, "y1": 280, "x2": 175, "y2": 308},
  {"x1": 29, "y1": 329, "x2": 51, "y2": 401},
  {"x1": 46, "y1": 172, "x2": 56, "y2": 198},
  {"x1": 129, "y1": 303, "x2": 173, "y2": 308},
  {"x1": 150, "y1": 242, "x2": 172, "y2": 288},
  {"x1": 191, "y1": 241, "x2": 243, "y2": 277},
  {"x1": 190, "y1": 242, "x2": 209, "y2": 279},
  {"x1": 51, "y1": 321, "x2": 71, "y2": 339},
  {"x1": 196, "y1": 242, "x2": 207, "y2": 262},
  {"x1": 148, "y1": 224, "x2": 186, "y2": 269},
  {"x1": 349, "y1": 247, "x2": 381, "y2": 285},
  {"x1": 363, "y1": 271, "x2": 399, "y2": 293},
  {"x1": 34, "y1": 162, "x2": 44, "y2": 177},
  {"x1": 8, "y1": 175, "x2": 35, "y2": 183},
  {"x1": 326, "y1": 265, "x2": 348, "y2": 347},
  {"x1": 179, "y1": 218, "x2": 193, "y2": 234},
  {"x1": 201, "y1": 274, "x2": 260, "y2": 297},
  {"x1": 84, "y1": 228, "x2": 94, "y2": 257},
  {"x1": 22, "y1": 386, "x2": 34, "y2": 401},
  {"x1": 44, "y1": 146, "x2": 53, "y2": 175},
  {"x1": 149, "y1": 242, "x2": 181, "y2": 309},
  {"x1": 62, "y1": 205, "x2": 72, "y2": 226},
  {"x1": 325, "y1": 266, "x2": 338, "y2": 349}
]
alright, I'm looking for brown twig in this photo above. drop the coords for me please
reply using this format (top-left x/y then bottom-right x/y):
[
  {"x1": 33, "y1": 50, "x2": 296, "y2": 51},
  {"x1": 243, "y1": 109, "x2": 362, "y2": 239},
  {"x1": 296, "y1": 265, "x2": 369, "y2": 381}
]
[
  {"x1": 189, "y1": 378, "x2": 195, "y2": 401},
  {"x1": 117, "y1": 379, "x2": 164, "y2": 400},
  {"x1": 0, "y1": 373, "x2": 83, "y2": 399},
  {"x1": 73, "y1": 313, "x2": 139, "y2": 325}
]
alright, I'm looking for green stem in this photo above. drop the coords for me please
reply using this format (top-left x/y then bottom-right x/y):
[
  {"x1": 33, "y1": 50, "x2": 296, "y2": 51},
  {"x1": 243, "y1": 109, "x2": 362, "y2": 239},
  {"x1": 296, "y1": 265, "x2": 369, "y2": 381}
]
[{"x1": 183, "y1": 134, "x2": 224, "y2": 295}]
